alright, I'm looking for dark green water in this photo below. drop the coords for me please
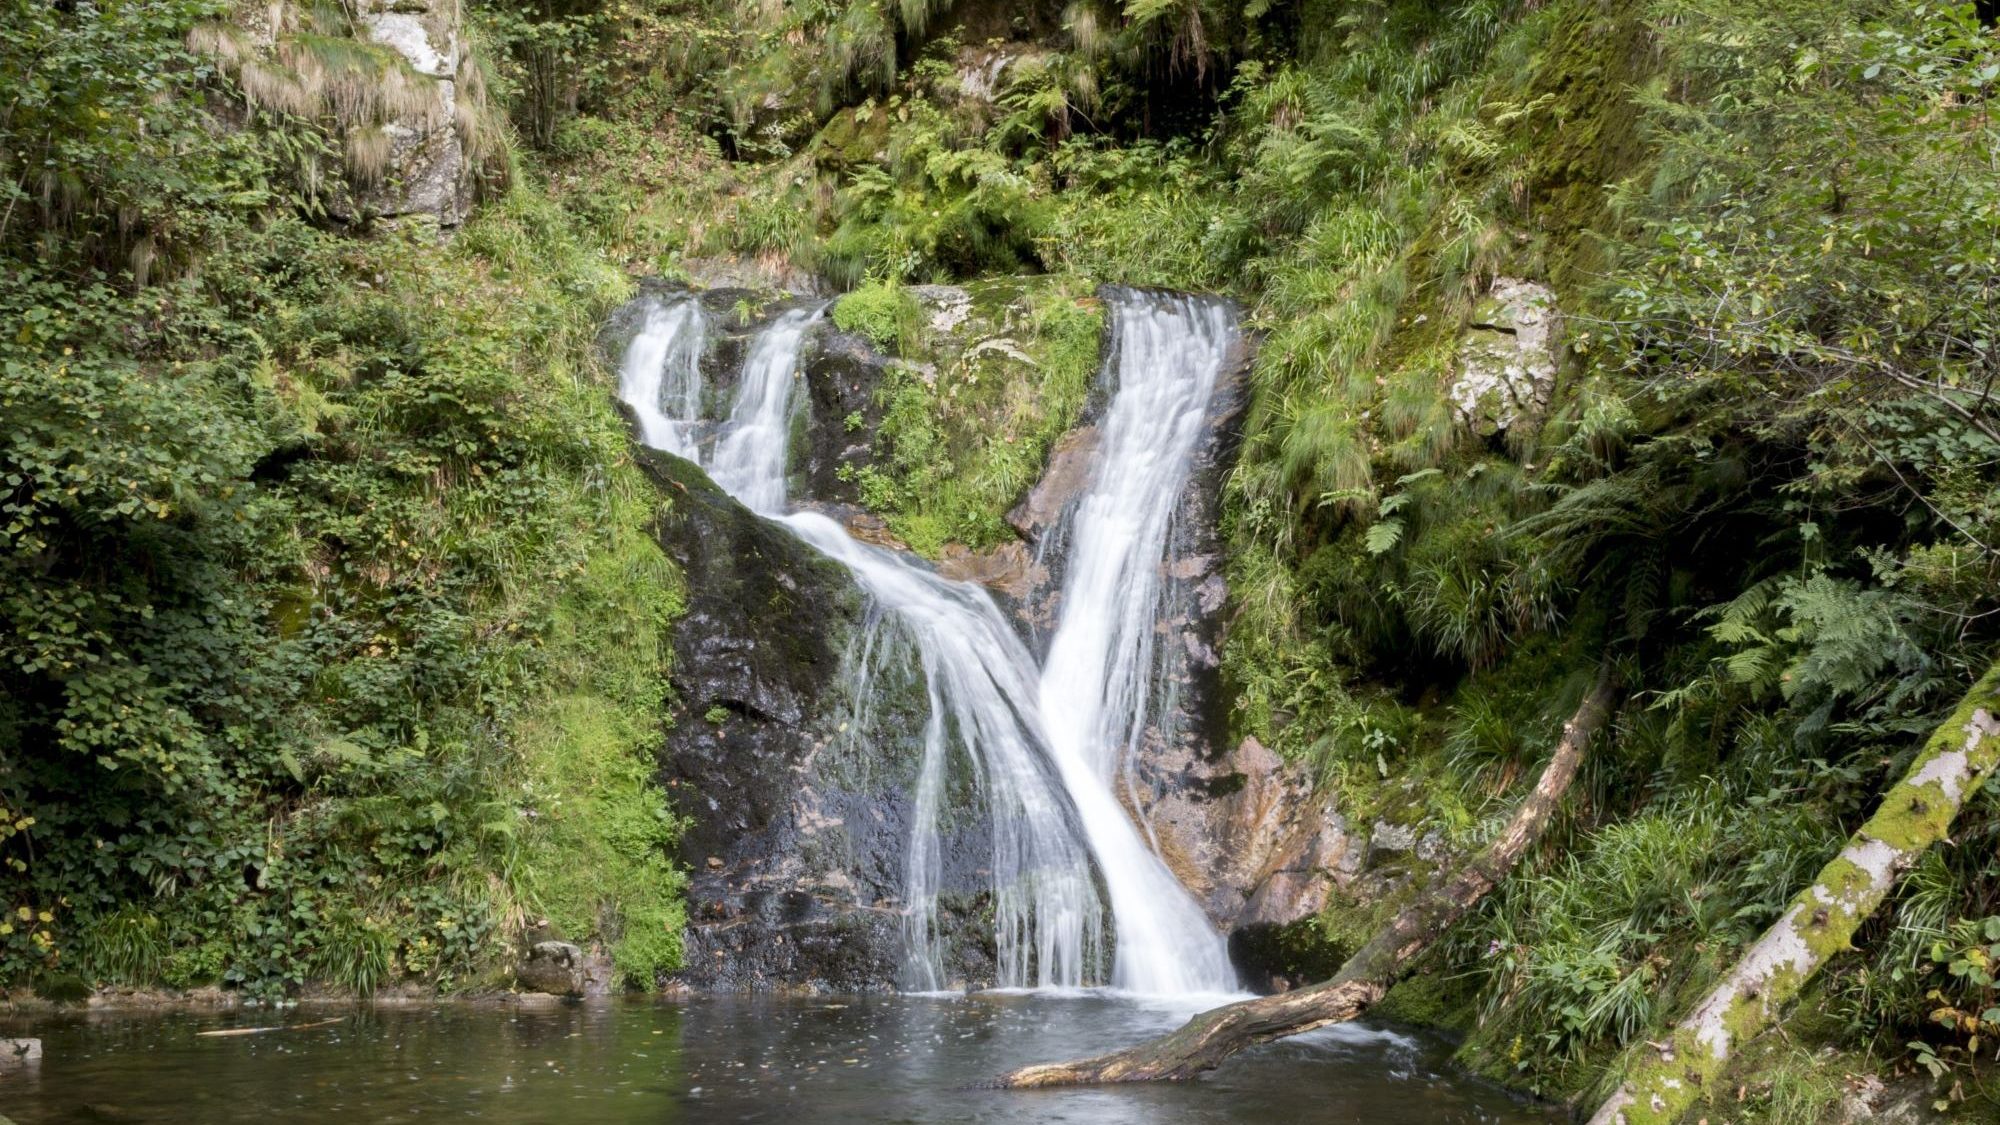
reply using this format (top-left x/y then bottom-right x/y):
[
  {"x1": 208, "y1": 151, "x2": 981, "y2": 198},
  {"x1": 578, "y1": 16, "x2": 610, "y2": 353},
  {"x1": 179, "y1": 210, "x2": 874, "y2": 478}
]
[{"x1": 0, "y1": 993, "x2": 1556, "y2": 1123}]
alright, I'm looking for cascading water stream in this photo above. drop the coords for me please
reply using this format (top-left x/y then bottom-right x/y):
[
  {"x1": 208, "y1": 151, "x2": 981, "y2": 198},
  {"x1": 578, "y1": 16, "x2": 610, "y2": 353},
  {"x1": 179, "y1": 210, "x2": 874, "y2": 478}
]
[
  {"x1": 1036, "y1": 290, "x2": 1240, "y2": 996},
  {"x1": 617, "y1": 293, "x2": 710, "y2": 460},
  {"x1": 619, "y1": 294, "x2": 1103, "y2": 991},
  {"x1": 708, "y1": 306, "x2": 818, "y2": 514},
  {"x1": 617, "y1": 288, "x2": 1239, "y2": 998},
  {"x1": 782, "y1": 516, "x2": 1103, "y2": 992}
]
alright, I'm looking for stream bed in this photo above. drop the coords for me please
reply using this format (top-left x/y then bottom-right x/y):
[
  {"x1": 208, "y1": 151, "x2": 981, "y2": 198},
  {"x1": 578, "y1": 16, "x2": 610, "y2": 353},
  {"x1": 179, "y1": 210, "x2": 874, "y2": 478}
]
[{"x1": 1, "y1": 993, "x2": 1555, "y2": 1123}]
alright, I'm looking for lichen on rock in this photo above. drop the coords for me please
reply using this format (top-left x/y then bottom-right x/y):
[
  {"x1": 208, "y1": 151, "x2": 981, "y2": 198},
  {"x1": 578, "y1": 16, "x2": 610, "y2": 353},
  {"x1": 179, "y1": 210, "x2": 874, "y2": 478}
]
[{"x1": 1448, "y1": 277, "x2": 1560, "y2": 435}]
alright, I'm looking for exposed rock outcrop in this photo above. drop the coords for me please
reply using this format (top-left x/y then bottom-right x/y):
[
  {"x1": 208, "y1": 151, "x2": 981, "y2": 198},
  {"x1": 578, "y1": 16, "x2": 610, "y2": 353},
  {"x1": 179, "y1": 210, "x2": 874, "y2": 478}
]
[
  {"x1": 351, "y1": 0, "x2": 471, "y2": 224},
  {"x1": 515, "y1": 941, "x2": 586, "y2": 997},
  {"x1": 680, "y1": 255, "x2": 828, "y2": 297},
  {"x1": 635, "y1": 447, "x2": 892, "y2": 992},
  {"x1": 194, "y1": 0, "x2": 492, "y2": 226},
  {"x1": 1449, "y1": 277, "x2": 1560, "y2": 435}
]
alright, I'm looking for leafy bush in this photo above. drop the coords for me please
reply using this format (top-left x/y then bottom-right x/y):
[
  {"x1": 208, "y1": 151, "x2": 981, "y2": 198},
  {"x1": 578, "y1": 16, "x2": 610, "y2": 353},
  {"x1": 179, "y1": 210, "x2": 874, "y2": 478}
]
[{"x1": 0, "y1": 5, "x2": 686, "y2": 999}]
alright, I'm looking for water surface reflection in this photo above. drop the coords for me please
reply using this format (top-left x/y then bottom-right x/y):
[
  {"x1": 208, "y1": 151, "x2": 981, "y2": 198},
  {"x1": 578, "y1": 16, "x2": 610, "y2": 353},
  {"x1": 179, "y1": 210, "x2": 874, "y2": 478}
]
[{"x1": 1, "y1": 993, "x2": 1556, "y2": 1123}]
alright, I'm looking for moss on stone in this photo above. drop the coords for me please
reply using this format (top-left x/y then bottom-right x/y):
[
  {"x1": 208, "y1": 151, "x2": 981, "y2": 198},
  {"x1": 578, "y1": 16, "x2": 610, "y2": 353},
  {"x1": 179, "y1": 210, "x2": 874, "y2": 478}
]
[
  {"x1": 811, "y1": 104, "x2": 892, "y2": 172},
  {"x1": 1374, "y1": 967, "x2": 1480, "y2": 1034},
  {"x1": 846, "y1": 275, "x2": 1103, "y2": 555}
]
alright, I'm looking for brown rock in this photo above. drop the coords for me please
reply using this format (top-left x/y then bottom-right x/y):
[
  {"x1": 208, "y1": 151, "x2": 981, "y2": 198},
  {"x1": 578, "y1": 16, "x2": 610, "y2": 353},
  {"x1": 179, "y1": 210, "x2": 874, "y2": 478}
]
[
  {"x1": 936, "y1": 541, "x2": 1040, "y2": 602},
  {"x1": 1007, "y1": 424, "x2": 1100, "y2": 538}
]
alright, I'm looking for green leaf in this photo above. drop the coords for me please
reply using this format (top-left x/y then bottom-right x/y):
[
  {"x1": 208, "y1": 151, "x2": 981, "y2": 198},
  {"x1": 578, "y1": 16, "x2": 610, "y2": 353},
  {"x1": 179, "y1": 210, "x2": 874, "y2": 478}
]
[{"x1": 1365, "y1": 518, "x2": 1403, "y2": 555}]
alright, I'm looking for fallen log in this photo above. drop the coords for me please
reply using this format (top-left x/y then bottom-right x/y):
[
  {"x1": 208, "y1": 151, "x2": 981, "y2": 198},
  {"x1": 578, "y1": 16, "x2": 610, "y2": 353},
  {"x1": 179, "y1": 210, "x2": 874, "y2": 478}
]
[
  {"x1": 1586, "y1": 660, "x2": 2000, "y2": 1125},
  {"x1": 997, "y1": 662, "x2": 1622, "y2": 1087}
]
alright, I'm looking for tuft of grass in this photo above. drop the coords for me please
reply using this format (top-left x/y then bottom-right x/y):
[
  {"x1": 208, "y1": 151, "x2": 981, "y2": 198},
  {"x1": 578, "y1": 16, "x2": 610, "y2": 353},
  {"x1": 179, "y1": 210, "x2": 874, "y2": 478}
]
[
  {"x1": 77, "y1": 906, "x2": 167, "y2": 985},
  {"x1": 832, "y1": 279, "x2": 924, "y2": 353},
  {"x1": 308, "y1": 910, "x2": 394, "y2": 997}
]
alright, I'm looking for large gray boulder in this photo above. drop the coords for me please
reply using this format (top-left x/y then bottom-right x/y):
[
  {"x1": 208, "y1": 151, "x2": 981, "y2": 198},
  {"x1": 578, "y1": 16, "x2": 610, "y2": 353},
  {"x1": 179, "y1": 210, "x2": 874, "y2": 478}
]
[
  {"x1": 351, "y1": 0, "x2": 472, "y2": 224},
  {"x1": 1449, "y1": 277, "x2": 1561, "y2": 435}
]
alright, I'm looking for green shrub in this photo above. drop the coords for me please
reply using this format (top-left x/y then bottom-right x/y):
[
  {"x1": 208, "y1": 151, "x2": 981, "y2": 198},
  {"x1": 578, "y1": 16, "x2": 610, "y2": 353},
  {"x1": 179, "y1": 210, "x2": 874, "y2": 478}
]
[
  {"x1": 161, "y1": 940, "x2": 229, "y2": 990},
  {"x1": 77, "y1": 908, "x2": 167, "y2": 986}
]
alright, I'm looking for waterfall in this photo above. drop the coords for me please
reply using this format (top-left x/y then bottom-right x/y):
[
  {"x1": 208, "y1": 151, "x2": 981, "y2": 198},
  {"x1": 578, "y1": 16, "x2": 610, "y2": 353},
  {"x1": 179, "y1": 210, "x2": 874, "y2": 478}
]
[
  {"x1": 1037, "y1": 289, "x2": 1239, "y2": 995},
  {"x1": 617, "y1": 293, "x2": 710, "y2": 460},
  {"x1": 618, "y1": 288, "x2": 1238, "y2": 997},
  {"x1": 619, "y1": 294, "x2": 1103, "y2": 990},
  {"x1": 781, "y1": 517, "x2": 1103, "y2": 991},
  {"x1": 710, "y1": 307, "x2": 818, "y2": 514}
]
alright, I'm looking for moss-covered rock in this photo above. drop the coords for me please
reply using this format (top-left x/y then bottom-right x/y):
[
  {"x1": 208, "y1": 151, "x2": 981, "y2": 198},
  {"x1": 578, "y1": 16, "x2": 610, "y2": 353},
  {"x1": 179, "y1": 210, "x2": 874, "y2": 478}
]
[
  {"x1": 826, "y1": 276, "x2": 1105, "y2": 558},
  {"x1": 810, "y1": 105, "x2": 893, "y2": 172}
]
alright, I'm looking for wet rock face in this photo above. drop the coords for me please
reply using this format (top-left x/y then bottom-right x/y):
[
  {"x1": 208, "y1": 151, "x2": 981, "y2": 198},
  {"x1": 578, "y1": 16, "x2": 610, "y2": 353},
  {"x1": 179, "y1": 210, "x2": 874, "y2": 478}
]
[
  {"x1": 798, "y1": 327, "x2": 892, "y2": 507},
  {"x1": 646, "y1": 442, "x2": 1004, "y2": 991},
  {"x1": 621, "y1": 302, "x2": 1003, "y2": 992},
  {"x1": 637, "y1": 447, "x2": 892, "y2": 991}
]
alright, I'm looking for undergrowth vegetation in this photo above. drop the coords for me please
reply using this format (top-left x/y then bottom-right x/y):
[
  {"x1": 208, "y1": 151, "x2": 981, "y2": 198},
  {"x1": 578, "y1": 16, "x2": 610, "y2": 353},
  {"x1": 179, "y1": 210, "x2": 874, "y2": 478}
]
[
  {"x1": 1, "y1": 0, "x2": 686, "y2": 1000},
  {"x1": 836, "y1": 277, "x2": 1103, "y2": 554},
  {"x1": 575, "y1": 0, "x2": 2000, "y2": 1110}
]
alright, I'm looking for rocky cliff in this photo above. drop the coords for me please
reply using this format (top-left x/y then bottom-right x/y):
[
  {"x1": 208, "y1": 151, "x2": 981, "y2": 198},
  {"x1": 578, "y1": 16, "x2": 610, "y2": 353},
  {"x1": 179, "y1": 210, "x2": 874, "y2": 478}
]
[{"x1": 624, "y1": 282, "x2": 1372, "y2": 994}]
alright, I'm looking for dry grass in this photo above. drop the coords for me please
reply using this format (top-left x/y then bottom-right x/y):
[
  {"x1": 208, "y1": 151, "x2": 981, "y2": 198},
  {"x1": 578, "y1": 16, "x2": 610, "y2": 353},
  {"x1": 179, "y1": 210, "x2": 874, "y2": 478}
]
[{"x1": 189, "y1": 8, "x2": 480, "y2": 195}]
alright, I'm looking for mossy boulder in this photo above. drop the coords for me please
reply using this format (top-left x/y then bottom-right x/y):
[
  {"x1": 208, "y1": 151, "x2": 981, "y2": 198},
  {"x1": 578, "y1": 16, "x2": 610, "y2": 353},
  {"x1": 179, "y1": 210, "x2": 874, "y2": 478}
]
[{"x1": 810, "y1": 106, "x2": 892, "y2": 172}]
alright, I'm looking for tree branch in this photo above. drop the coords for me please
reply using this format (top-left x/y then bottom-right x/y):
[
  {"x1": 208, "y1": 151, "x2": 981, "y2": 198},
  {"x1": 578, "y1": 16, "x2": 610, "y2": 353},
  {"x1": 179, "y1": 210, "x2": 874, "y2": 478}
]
[{"x1": 1587, "y1": 660, "x2": 2000, "y2": 1125}]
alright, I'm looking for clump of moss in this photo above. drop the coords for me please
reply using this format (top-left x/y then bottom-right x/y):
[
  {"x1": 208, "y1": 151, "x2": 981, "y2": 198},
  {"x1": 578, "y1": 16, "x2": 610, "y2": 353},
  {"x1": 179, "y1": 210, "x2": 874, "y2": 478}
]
[{"x1": 832, "y1": 279, "x2": 925, "y2": 353}]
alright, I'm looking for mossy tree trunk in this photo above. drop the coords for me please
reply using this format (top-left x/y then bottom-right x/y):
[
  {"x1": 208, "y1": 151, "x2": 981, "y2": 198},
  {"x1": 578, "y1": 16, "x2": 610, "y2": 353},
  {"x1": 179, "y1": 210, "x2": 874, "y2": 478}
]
[
  {"x1": 996, "y1": 663, "x2": 1622, "y2": 1088},
  {"x1": 1587, "y1": 661, "x2": 2000, "y2": 1125}
]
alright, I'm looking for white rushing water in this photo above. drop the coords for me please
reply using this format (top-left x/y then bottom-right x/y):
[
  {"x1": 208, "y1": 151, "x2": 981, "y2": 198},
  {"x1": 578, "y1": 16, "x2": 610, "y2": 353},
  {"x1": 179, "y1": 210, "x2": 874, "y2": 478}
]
[
  {"x1": 709, "y1": 306, "x2": 820, "y2": 513},
  {"x1": 783, "y1": 515, "x2": 1104, "y2": 991},
  {"x1": 618, "y1": 294, "x2": 1103, "y2": 990},
  {"x1": 616, "y1": 288, "x2": 1238, "y2": 997},
  {"x1": 617, "y1": 293, "x2": 710, "y2": 460},
  {"x1": 1037, "y1": 290, "x2": 1239, "y2": 995}
]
